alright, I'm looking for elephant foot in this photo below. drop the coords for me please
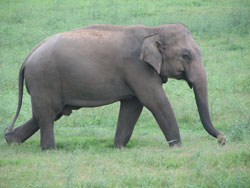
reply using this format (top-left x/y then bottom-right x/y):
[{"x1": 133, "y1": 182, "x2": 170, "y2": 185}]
[
  {"x1": 5, "y1": 130, "x2": 22, "y2": 145},
  {"x1": 41, "y1": 145, "x2": 57, "y2": 150},
  {"x1": 114, "y1": 142, "x2": 126, "y2": 149},
  {"x1": 5, "y1": 117, "x2": 40, "y2": 145},
  {"x1": 114, "y1": 135, "x2": 131, "y2": 149},
  {"x1": 40, "y1": 138, "x2": 57, "y2": 150},
  {"x1": 217, "y1": 134, "x2": 226, "y2": 146},
  {"x1": 114, "y1": 145, "x2": 124, "y2": 149},
  {"x1": 168, "y1": 140, "x2": 182, "y2": 148}
]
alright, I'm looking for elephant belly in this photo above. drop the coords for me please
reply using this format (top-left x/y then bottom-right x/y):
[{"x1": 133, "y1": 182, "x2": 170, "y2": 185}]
[
  {"x1": 65, "y1": 98, "x2": 124, "y2": 107},
  {"x1": 63, "y1": 89, "x2": 134, "y2": 107},
  {"x1": 62, "y1": 78, "x2": 134, "y2": 107}
]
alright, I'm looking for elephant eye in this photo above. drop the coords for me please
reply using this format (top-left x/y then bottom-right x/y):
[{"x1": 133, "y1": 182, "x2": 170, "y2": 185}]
[{"x1": 182, "y1": 54, "x2": 191, "y2": 61}]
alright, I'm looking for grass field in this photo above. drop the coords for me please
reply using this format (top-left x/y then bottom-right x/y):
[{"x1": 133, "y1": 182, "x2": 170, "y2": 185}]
[{"x1": 0, "y1": 0, "x2": 250, "y2": 187}]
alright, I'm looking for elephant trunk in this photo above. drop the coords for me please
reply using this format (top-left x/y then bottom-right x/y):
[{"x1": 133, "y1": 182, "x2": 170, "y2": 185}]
[{"x1": 191, "y1": 69, "x2": 226, "y2": 145}]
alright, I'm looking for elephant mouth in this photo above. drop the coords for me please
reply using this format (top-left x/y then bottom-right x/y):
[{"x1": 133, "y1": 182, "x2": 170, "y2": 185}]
[
  {"x1": 187, "y1": 81, "x2": 193, "y2": 89},
  {"x1": 181, "y1": 71, "x2": 193, "y2": 89},
  {"x1": 160, "y1": 75, "x2": 168, "y2": 83}
]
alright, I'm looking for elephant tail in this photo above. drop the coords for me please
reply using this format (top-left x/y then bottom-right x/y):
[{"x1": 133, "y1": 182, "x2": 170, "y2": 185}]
[
  {"x1": 4, "y1": 36, "x2": 53, "y2": 134},
  {"x1": 5, "y1": 63, "x2": 25, "y2": 133}
]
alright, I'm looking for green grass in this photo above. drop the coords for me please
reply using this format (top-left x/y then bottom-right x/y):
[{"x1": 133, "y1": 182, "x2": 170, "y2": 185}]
[{"x1": 0, "y1": 0, "x2": 250, "y2": 187}]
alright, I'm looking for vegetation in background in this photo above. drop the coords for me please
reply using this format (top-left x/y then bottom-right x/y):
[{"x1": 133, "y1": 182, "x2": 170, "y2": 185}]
[{"x1": 0, "y1": 0, "x2": 249, "y2": 187}]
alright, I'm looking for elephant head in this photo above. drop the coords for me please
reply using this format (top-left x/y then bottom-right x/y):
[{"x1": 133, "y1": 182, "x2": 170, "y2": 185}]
[{"x1": 140, "y1": 24, "x2": 226, "y2": 145}]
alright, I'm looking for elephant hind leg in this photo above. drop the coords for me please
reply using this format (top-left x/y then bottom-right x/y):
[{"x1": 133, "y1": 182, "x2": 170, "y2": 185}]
[
  {"x1": 5, "y1": 116, "x2": 39, "y2": 144},
  {"x1": 38, "y1": 118, "x2": 56, "y2": 150},
  {"x1": 31, "y1": 94, "x2": 62, "y2": 150},
  {"x1": 114, "y1": 97, "x2": 143, "y2": 148}
]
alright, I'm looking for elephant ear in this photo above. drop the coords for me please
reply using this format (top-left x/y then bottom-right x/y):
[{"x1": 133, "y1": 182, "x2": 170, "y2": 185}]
[{"x1": 139, "y1": 33, "x2": 163, "y2": 74}]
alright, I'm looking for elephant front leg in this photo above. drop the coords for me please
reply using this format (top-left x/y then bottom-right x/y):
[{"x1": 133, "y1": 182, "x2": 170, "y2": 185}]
[
  {"x1": 114, "y1": 97, "x2": 143, "y2": 148},
  {"x1": 134, "y1": 86, "x2": 182, "y2": 147}
]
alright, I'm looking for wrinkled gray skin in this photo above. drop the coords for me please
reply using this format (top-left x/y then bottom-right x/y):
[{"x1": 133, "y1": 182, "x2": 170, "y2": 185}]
[{"x1": 5, "y1": 24, "x2": 226, "y2": 150}]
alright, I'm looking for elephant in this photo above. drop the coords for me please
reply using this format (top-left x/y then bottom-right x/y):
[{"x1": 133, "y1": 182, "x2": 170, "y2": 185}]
[{"x1": 4, "y1": 24, "x2": 226, "y2": 150}]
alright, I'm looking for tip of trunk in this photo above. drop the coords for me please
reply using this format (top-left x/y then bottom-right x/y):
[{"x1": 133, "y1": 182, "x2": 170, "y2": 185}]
[{"x1": 217, "y1": 134, "x2": 226, "y2": 146}]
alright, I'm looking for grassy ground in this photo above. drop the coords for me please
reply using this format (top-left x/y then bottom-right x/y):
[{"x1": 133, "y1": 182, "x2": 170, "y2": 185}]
[{"x1": 0, "y1": 0, "x2": 250, "y2": 187}]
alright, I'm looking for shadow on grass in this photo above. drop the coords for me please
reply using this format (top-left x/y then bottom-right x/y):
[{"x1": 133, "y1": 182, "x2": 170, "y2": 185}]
[
  {"x1": 20, "y1": 136, "x2": 154, "y2": 152},
  {"x1": 51, "y1": 136, "x2": 154, "y2": 152},
  {"x1": 55, "y1": 136, "x2": 152, "y2": 151},
  {"x1": 56, "y1": 137, "x2": 114, "y2": 151}
]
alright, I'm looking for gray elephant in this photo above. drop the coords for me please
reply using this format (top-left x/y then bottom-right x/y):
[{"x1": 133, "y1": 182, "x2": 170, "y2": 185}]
[{"x1": 5, "y1": 24, "x2": 225, "y2": 150}]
